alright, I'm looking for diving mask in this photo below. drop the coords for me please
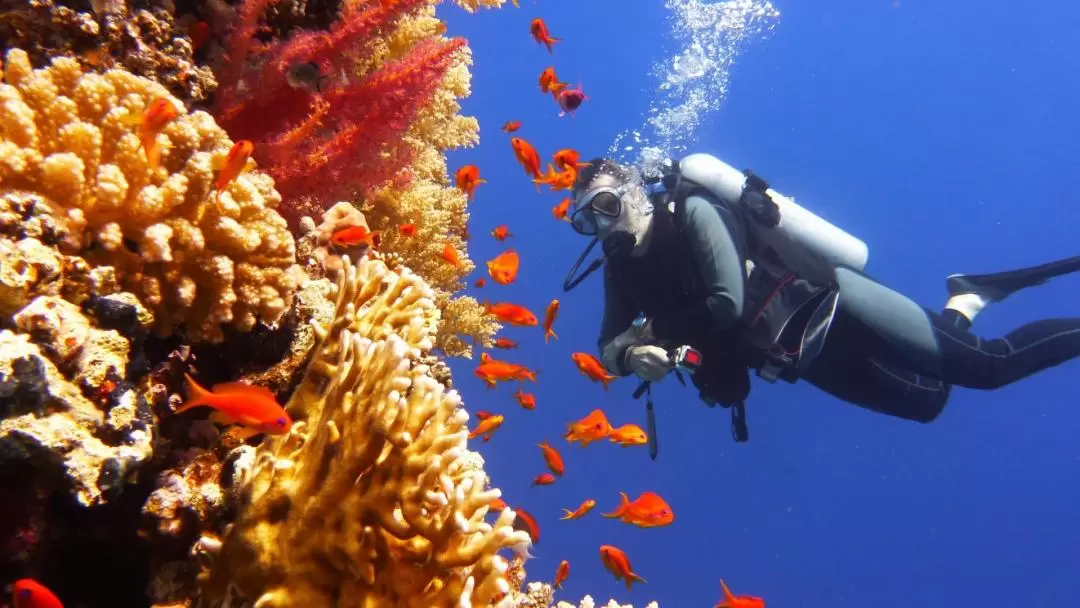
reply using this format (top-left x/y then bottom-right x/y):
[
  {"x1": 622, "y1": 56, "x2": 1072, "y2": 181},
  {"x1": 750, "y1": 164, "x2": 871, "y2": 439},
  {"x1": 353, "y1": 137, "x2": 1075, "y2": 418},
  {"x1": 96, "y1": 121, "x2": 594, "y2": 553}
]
[{"x1": 569, "y1": 184, "x2": 631, "y2": 236}]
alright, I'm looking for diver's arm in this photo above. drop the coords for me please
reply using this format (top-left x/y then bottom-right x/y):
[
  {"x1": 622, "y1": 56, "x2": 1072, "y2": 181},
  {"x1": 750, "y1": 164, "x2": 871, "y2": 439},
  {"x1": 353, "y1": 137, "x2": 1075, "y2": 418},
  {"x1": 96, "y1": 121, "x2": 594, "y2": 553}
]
[
  {"x1": 598, "y1": 265, "x2": 639, "y2": 376},
  {"x1": 649, "y1": 194, "x2": 746, "y2": 343}
]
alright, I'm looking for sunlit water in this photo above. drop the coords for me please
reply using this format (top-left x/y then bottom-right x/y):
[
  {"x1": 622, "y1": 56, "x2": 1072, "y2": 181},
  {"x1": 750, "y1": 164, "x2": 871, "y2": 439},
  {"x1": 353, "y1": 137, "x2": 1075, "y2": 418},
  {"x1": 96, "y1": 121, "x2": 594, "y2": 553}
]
[{"x1": 608, "y1": 0, "x2": 781, "y2": 177}]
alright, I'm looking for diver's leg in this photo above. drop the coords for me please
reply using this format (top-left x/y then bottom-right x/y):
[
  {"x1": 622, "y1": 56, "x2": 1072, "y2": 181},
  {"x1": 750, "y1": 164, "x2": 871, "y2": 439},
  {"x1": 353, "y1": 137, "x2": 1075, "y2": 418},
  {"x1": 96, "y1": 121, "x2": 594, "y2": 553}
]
[
  {"x1": 834, "y1": 267, "x2": 1080, "y2": 390},
  {"x1": 944, "y1": 255, "x2": 1080, "y2": 326}
]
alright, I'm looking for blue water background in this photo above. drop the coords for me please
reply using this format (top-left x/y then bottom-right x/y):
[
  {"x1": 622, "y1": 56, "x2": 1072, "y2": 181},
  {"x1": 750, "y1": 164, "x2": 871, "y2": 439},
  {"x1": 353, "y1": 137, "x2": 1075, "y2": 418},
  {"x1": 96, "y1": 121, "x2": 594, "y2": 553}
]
[{"x1": 438, "y1": 1, "x2": 1080, "y2": 606}]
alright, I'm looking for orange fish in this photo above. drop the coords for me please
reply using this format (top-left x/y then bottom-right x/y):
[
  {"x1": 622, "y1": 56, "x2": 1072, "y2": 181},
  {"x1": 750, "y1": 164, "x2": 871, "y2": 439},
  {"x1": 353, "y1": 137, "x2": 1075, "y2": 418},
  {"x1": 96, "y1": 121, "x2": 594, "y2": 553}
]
[
  {"x1": 513, "y1": 507, "x2": 540, "y2": 543},
  {"x1": 188, "y1": 20, "x2": 211, "y2": 51},
  {"x1": 599, "y1": 545, "x2": 646, "y2": 591},
  {"x1": 715, "y1": 580, "x2": 766, "y2": 608},
  {"x1": 212, "y1": 139, "x2": 255, "y2": 203},
  {"x1": 564, "y1": 409, "x2": 613, "y2": 447},
  {"x1": 531, "y1": 163, "x2": 563, "y2": 191},
  {"x1": 121, "y1": 96, "x2": 181, "y2": 170},
  {"x1": 475, "y1": 410, "x2": 496, "y2": 421},
  {"x1": 474, "y1": 278, "x2": 486, "y2": 288},
  {"x1": 571, "y1": 352, "x2": 618, "y2": 389},
  {"x1": 399, "y1": 223, "x2": 417, "y2": 237},
  {"x1": 475, "y1": 352, "x2": 537, "y2": 387},
  {"x1": 490, "y1": 225, "x2": 513, "y2": 241},
  {"x1": 510, "y1": 0, "x2": 519, "y2": 6},
  {"x1": 455, "y1": 164, "x2": 486, "y2": 201},
  {"x1": 489, "y1": 497, "x2": 509, "y2": 511},
  {"x1": 554, "y1": 559, "x2": 570, "y2": 589},
  {"x1": 513, "y1": 387, "x2": 535, "y2": 410},
  {"x1": 510, "y1": 137, "x2": 542, "y2": 180},
  {"x1": 176, "y1": 373, "x2": 291, "y2": 438},
  {"x1": 601, "y1": 491, "x2": 674, "y2": 528},
  {"x1": 501, "y1": 120, "x2": 522, "y2": 133},
  {"x1": 560, "y1": 498, "x2": 596, "y2": 520},
  {"x1": 538, "y1": 66, "x2": 569, "y2": 96},
  {"x1": 609, "y1": 423, "x2": 648, "y2": 447},
  {"x1": 532, "y1": 472, "x2": 556, "y2": 486},
  {"x1": 330, "y1": 225, "x2": 381, "y2": 249},
  {"x1": 494, "y1": 337, "x2": 518, "y2": 349},
  {"x1": 542, "y1": 299, "x2": 559, "y2": 342},
  {"x1": 484, "y1": 301, "x2": 538, "y2": 326},
  {"x1": 469, "y1": 413, "x2": 505, "y2": 441},
  {"x1": 441, "y1": 243, "x2": 464, "y2": 269},
  {"x1": 538, "y1": 441, "x2": 564, "y2": 476},
  {"x1": 557, "y1": 83, "x2": 588, "y2": 118},
  {"x1": 486, "y1": 249, "x2": 520, "y2": 285},
  {"x1": 552, "y1": 197, "x2": 571, "y2": 221},
  {"x1": 11, "y1": 579, "x2": 63, "y2": 608},
  {"x1": 530, "y1": 18, "x2": 560, "y2": 53},
  {"x1": 553, "y1": 148, "x2": 591, "y2": 172}
]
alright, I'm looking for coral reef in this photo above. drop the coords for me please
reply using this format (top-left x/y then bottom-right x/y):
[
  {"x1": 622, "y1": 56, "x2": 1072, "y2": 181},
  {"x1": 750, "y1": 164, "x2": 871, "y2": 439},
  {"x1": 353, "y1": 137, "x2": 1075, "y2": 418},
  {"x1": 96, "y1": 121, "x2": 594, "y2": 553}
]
[
  {"x1": 0, "y1": 48, "x2": 304, "y2": 343},
  {"x1": 0, "y1": 0, "x2": 218, "y2": 103},
  {"x1": 197, "y1": 256, "x2": 531, "y2": 607},
  {"x1": 554, "y1": 599, "x2": 660, "y2": 608}
]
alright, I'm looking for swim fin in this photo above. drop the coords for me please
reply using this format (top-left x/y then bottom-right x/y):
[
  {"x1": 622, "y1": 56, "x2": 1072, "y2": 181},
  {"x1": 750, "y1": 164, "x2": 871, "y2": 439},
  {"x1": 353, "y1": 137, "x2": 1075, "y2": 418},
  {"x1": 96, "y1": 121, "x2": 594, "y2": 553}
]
[{"x1": 947, "y1": 255, "x2": 1080, "y2": 303}]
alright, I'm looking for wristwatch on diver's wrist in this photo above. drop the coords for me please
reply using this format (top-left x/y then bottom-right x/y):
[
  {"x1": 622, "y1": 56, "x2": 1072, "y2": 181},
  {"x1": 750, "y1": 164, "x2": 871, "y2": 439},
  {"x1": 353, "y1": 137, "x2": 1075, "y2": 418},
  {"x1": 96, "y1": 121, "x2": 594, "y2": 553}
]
[{"x1": 632, "y1": 314, "x2": 654, "y2": 342}]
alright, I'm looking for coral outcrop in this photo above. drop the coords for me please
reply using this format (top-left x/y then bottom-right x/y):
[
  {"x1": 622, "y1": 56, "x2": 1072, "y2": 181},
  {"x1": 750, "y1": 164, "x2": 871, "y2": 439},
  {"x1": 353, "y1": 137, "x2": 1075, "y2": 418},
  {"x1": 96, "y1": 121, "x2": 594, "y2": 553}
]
[
  {"x1": 0, "y1": 0, "x2": 218, "y2": 103},
  {"x1": 0, "y1": 48, "x2": 303, "y2": 343},
  {"x1": 198, "y1": 256, "x2": 531, "y2": 607},
  {"x1": 555, "y1": 599, "x2": 660, "y2": 608}
]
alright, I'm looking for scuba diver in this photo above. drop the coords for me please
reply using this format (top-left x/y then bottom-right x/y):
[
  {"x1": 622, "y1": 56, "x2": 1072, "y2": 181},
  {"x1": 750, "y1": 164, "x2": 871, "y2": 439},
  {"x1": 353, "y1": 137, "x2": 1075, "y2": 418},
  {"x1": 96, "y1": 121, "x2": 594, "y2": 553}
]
[{"x1": 563, "y1": 153, "x2": 1080, "y2": 441}]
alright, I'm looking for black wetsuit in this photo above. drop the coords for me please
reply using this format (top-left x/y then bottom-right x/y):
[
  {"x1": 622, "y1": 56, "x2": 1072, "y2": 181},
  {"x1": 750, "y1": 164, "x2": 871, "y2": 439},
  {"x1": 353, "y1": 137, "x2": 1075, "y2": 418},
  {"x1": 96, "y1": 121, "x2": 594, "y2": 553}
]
[{"x1": 598, "y1": 191, "x2": 1080, "y2": 423}]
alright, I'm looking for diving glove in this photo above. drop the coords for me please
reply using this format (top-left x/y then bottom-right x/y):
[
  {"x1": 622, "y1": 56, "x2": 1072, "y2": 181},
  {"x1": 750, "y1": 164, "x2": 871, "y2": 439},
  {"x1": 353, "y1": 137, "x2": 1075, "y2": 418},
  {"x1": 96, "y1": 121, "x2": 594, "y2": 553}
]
[{"x1": 625, "y1": 345, "x2": 673, "y2": 382}]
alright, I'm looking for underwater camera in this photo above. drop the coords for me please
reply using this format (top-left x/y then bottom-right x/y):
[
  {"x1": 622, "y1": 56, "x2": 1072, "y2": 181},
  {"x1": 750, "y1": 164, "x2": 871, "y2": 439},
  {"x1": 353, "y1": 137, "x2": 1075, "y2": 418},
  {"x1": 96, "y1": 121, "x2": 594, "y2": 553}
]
[{"x1": 668, "y1": 345, "x2": 702, "y2": 374}]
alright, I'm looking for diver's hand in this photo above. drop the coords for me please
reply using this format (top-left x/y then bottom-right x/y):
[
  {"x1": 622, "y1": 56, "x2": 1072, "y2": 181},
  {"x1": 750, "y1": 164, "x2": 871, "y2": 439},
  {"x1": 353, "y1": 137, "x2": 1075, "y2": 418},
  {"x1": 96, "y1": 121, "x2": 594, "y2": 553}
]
[{"x1": 625, "y1": 345, "x2": 673, "y2": 382}]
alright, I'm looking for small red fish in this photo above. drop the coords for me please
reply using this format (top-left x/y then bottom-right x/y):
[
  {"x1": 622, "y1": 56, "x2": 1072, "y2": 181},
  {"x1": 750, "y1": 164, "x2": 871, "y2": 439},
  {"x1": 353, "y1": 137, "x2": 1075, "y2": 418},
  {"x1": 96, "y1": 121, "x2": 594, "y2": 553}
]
[
  {"x1": 469, "y1": 413, "x2": 505, "y2": 442},
  {"x1": 513, "y1": 507, "x2": 540, "y2": 543},
  {"x1": 455, "y1": 164, "x2": 486, "y2": 201},
  {"x1": 510, "y1": 137, "x2": 542, "y2": 180},
  {"x1": 330, "y1": 225, "x2": 381, "y2": 250},
  {"x1": 538, "y1": 66, "x2": 569, "y2": 96},
  {"x1": 609, "y1": 423, "x2": 648, "y2": 447},
  {"x1": 514, "y1": 387, "x2": 535, "y2": 410},
  {"x1": 121, "y1": 96, "x2": 181, "y2": 169},
  {"x1": 475, "y1": 410, "x2": 496, "y2": 421},
  {"x1": 530, "y1": 18, "x2": 560, "y2": 53},
  {"x1": 501, "y1": 120, "x2": 522, "y2": 133},
  {"x1": 484, "y1": 301, "x2": 538, "y2": 326},
  {"x1": 552, "y1": 197, "x2": 571, "y2": 221},
  {"x1": 599, "y1": 545, "x2": 646, "y2": 591},
  {"x1": 532, "y1": 472, "x2": 556, "y2": 486},
  {"x1": 486, "y1": 249, "x2": 520, "y2": 285},
  {"x1": 490, "y1": 225, "x2": 512, "y2": 241},
  {"x1": 571, "y1": 352, "x2": 618, "y2": 389},
  {"x1": 440, "y1": 243, "x2": 464, "y2": 269},
  {"x1": 494, "y1": 337, "x2": 518, "y2": 349},
  {"x1": 489, "y1": 497, "x2": 509, "y2": 511},
  {"x1": 542, "y1": 299, "x2": 559, "y2": 343},
  {"x1": 474, "y1": 278, "x2": 486, "y2": 288},
  {"x1": 475, "y1": 352, "x2": 537, "y2": 388},
  {"x1": 176, "y1": 374, "x2": 291, "y2": 438},
  {"x1": 188, "y1": 20, "x2": 211, "y2": 51},
  {"x1": 554, "y1": 559, "x2": 570, "y2": 589},
  {"x1": 553, "y1": 148, "x2": 591, "y2": 172},
  {"x1": 557, "y1": 83, "x2": 588, "y2": 118},
  {"x1": 560, "y1": 498, "x2": 596, "y2": 520},
  {"x1": 538, "y1": 441, "x2": 564, "y2": 476},
  {"x1": 399, "y1": 223, "x2": 417, "y2": 237},
  {"x1": 11, "y1": 579, "x2": 63, "y2": 608},
  {"x1": 601, "y1": 491, "x2": 674, "y2": 528},
  {"x1": 213, "y1": 140, "x2": 255, "y2": 202},
  {"x1": 715, "y1": 580, "x2": 766, "y2": 608},
  {"x1": 564, "y1": 409, "x2": 613, "y2": 447}
]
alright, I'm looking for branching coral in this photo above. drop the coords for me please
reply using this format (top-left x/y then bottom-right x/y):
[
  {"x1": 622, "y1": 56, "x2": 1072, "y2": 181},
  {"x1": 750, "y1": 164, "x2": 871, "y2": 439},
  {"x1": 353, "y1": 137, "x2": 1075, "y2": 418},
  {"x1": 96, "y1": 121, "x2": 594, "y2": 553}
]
[
  {"x1": 198, "y1": 256, "x2": 531, "y2": 607},
  {"x1": 0, "y1": 0, "x2": 218, "y2": 103},
  {"x1": 0, "y1": 48, "x2": 303, "y2": 342}
]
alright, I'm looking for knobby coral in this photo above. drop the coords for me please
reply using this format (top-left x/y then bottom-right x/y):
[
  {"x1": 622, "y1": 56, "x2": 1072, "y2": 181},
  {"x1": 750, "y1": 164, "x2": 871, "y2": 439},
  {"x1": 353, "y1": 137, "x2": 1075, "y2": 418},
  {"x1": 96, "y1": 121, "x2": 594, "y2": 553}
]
[
  {"x1": 0, "y1": 48, "x2": 303, "y2": 342},
  {"x1": 198, "y1": 256, "x2": 531, "y2": 607}
]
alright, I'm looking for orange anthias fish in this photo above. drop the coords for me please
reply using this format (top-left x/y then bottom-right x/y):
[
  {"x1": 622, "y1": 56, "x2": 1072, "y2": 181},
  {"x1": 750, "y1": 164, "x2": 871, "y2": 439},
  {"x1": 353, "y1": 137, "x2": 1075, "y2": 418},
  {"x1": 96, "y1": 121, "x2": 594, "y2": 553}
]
[
  {"x1": 557, "y1": 83, "x2": 588, "y2": 118},
  {"x1": 441, "y1": 243, "x2": 464, "y2": 269},
  {"x1": 715, "y1": 580, "x2": 766, "y2": 608},
  {"x1": 530, "y1": 18, "x2": 560, "y2": 53},
  {"x1": 538, "y1": 66, "x2": 569, "y2": 96},
  {"x1": 330, "y1": 225, "x2": 381, "y2": 250},
  {"x1": 475, "y1": 352, "x2": 537, "y2": 387},
  {"x1": 542, "y1": 299, "x2": 559, "y2": 342},
  {"x1": 552, "y1": 197, "x2": 571, "y2": 221},
  {"x1": 213, "y1": 139, "x2": 255, "y2": 203},
  {"x1": 531, "y1": 163, "x2": 567, "y2": 191},
  {"x1": 514, "y1": 507, "x2": 540, "y2": 543},
  {"x1": 494, "y1": 337, "x2": 518, "y2": 349},
  {"x1": 609, "y1": 423, "x2": 648, "y2": 447},
  {"x1": 601, "y1": 491, "x2": 675, "y2": 528},
  {"x1": 11, "y1": 579, "x2": 63, "y2": 608},
  {"x1": 599, "y1": 545, "x2": 646, "y2": 591},
  {"x1": 571, "y1": 352, "x2": 618, "y2": 390},
  {"x1": 538, "y1": 441, "x2": 564, "y2": 476},
  {"x1": 554, "y1": 559, "x2": 570, "y2": 589},
  {"x1": 490, "y1": 225, "x2": 513, "y2": 241},
  {"x1": 455, "y1": 164, "x2": 486, "y2": 201},
  {"x1": 514, "y1": 387, "x2": 535, "y2": 409},
  {"x1": 532, "y1": 472, "x2": 556, "y2": 486},
  {"x1": 484, "y1": 301, "x2": 538, "y2": 326},
  {"x1": 121, "y1": 96, "x2": 181, "y2": 169},
  {"x1": 510, "y1": 137, "x2": 542, "y2": 179},
  {"x1": 469, "y1": 413, "x2": 505, "y2": 441},
  {"x1": 560, "y1": 498, "x2": 596, "y2": 520},
  {"x1": 475, "y1": 410, "x2": 496, "y2": 421},
  {"x1": 553, "y1": 148, "x2": 591, "y2": 172},
  {"x1": 474, "y1": 278, "x2": 486, "y2": 288},
  {"x1": 176, "y1": 373, "x2": 291, "y2": 438},
  {"x1": 399, "y1": 223, "x2": 417, "y2": 237},
  {"x1": 564, "y1": 409, "x2": 613, "y2": 447},
  {"x1": 489, "y1": 497, "x2": 509, "y2": 511},
  {"x1": 486, "y1": 249, "x2": 520, "y2": 285},
  {"x1": 188, "y1": 20, "x2": 211, "y2": 51},
  {"x1": 501, "y1": 120, "x2": 522, "y2": 133}
]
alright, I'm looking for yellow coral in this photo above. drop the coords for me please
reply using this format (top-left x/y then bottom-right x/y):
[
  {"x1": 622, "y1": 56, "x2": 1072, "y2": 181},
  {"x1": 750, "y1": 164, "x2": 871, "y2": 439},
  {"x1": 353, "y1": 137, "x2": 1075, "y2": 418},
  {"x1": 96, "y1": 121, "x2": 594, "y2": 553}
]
[
  {"x1": 451, "y1": 0, "x2": 509, "y2": 12},
  {"x1": 200, "y1": 256, "x2": 530, "y2": 607},
  {"x1": 0, "y1": 48, "x2": 302, "y2": 342}
]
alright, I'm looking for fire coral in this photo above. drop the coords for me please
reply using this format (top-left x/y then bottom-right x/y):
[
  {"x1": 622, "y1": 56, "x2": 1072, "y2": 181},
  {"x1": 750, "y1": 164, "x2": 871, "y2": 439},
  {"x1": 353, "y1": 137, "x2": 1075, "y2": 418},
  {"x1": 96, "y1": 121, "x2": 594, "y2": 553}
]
[{"x1": 213, "y1": 0, "x2": 467, "y2": 220}]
